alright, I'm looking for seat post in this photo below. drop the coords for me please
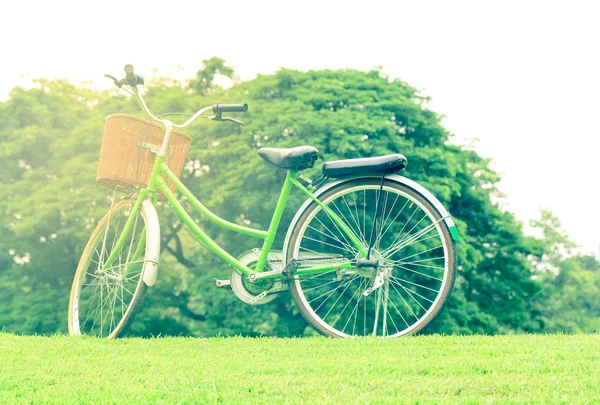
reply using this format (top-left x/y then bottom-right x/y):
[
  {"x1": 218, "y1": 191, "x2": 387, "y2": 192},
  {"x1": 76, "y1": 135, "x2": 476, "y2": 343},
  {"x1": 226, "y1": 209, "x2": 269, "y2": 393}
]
[{"x1": 255, "y1": 170, "x2": 297, "y2": 271}]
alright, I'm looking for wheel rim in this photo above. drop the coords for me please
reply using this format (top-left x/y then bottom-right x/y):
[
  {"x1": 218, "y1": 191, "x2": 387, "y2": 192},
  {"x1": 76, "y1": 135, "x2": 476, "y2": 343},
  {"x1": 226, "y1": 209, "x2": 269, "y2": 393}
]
[
  {"x1": 71, "y1": 201, "x2": 147, "y2": 338},
  {"x1": 290, "y1": 182, "x2": 452, "y2": 337}
]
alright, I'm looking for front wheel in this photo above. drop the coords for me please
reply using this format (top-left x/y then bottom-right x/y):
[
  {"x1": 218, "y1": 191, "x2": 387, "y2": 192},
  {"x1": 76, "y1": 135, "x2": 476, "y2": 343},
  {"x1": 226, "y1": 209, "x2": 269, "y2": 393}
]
[
  {"x1": 285, "y1": 177, "x2": 457, "y2": 337},
  {"x1": 68, "y1": 199, "x2": 152, "y2": 338}
]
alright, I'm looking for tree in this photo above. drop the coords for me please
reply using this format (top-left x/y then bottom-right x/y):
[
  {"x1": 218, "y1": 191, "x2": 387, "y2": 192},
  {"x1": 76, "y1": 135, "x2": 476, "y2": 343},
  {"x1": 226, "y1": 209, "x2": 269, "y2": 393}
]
[
  {"x1": 1, "y1": 63, "x2": 591, "y2": 337},
  {"x1": 531, "y1": 211, "x2": 600, "y2": 332},
  {"x1": 189, "y1": 57, "x2": 237, "y2": 95}
]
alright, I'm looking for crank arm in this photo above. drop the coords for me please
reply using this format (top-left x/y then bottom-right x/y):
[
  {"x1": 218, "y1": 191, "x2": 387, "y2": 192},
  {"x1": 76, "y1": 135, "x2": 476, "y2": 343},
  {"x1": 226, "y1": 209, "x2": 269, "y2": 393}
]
[
  {"x1": 248, "y1": 267, "x2": 283, "y2": 282},
  {"x1": 213, "y1": 278, "x2": 231, "y2": 288},
  {"x1": 248, "y1": 285, "x2": 288, "y2": 304}
]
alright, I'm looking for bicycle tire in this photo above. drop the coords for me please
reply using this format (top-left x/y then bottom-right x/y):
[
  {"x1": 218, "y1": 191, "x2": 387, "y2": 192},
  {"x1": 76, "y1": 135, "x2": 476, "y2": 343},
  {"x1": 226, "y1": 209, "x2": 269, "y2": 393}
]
[
  {"x1": 68, "y1": 199, "x2": 151, "y2": 338},
  {"x1": 285, "y1": 177, "x2": 457, "y2": 337}
]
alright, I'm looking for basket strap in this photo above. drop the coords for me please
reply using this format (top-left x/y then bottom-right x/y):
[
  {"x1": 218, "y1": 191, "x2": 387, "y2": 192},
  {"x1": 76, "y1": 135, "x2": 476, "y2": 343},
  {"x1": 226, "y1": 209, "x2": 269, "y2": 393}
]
[{"x1": 137, "y1": 141, "x2": 161, "y2": 154}]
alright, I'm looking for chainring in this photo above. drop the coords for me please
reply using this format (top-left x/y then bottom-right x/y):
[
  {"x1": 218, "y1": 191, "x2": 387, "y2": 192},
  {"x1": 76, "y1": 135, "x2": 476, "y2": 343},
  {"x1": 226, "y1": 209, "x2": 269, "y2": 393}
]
[{"x1": 229, "y1": 250, "x2": 284, "y2": 305}]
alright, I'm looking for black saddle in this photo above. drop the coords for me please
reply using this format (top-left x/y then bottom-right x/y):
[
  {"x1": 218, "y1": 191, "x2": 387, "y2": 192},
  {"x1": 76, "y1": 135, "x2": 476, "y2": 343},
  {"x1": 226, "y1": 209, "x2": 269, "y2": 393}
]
[
  {"x1": 322, "y1": 154, "x2": 407, "y2": 177},
  {"x1": 258, "y1": 146, "x2": 319, "y2": 170},
  {"x1": 258, "y1": 146, "x2": 407, "y2": 177}
]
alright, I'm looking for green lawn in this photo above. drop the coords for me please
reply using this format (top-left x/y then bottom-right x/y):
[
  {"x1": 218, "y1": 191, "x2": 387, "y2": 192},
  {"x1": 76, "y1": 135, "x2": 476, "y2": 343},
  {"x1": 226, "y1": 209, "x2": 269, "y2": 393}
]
[{"x1": 1, "y1": 333, "x2": 599, "y2": 404}]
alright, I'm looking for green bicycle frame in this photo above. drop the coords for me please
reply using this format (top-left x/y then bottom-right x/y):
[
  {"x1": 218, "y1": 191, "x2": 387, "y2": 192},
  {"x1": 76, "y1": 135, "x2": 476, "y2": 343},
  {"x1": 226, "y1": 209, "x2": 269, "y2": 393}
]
[{"x1": 103, "y1": 154, "x2": 367, "y2": 281}]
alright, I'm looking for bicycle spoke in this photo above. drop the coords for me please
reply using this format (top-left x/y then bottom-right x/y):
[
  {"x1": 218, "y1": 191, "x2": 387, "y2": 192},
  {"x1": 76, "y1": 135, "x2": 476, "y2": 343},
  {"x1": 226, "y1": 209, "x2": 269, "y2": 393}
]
[
  {"x1": 384, "y1": 204, "x2": 420, "y2": 253},
  {"x1": 391, "y1": 259, "x2": 445, "y2": 272},
  {"x1": 307, "y1": 224, "x2": 350, "y2": 250},
  {"x1": 387, "y1": 256, "x2": 445, "y2": 266},
  {"x1": 313, "y1": 216, "x2": 356, "y2": 252},
  {"x1": 105, "y1": 282, "x2": 118, "y2": 335},
  {"x1": 381, "y1": 285, "x2": 402, "y2": 336},
  {"x1": 383, "y1": 215, "x2": 429, "y2": 257},
  {"x1": 350, "y1": 192, "x2": 366, "y2": 244},
  {"x1": 382, "y1": 280, "x2": 389, "y2": 336},
  {"x1": 397, "y1": 281, "x2": 429, "y2": 312},
  {"x1": 386, "y1": 290, "x2": 411, "y2": 328},
  {"x1": 389, "y1": 264, "x2": 444, "y2": 281},
  {"x1": 345, "y1": 278, "x2": 366, "y2": 335},
  {"x1": 320, "y1": 208, "x2": 359, "y2": 253},
  {"x1": 374, "y1": 193, "x2": 403, "y2": 247},
  {"x1": 332, "y1": 280, "x2": 364, "y2": 328},
  {"x1": 389, "y1": 275, "x2": 440, "y2": 293},
  {"x1": 388, "y1": 243, "x2": 444, "y2": 265},
  {"x1": 309, "y1": 276, "x2": 356, "y2": 307},
  {"x1": 301, "y1": 278, "x2": 341, "y2": 293},
  {"x1": 302, "y1": 234, "x2": 351, "y2": 252},
  {"x1": 390, "y1": 278, "x2": 435, "y2": 305},
  {"x1": 338, "y1": 196, "x2": 367, "y2": 245},
  {"x1": 389, "y1": 280, "x2": 422, "y2": 317},
  {"x1": 384, "y1": 223, "x2": 444, "y2": 259},
  {"x1": 102, "y1": 280, "x2": 120, "y2": 335},
  {"x1": 121, "y1": 285, "x2": 136, "y2": 297},
  {"x1": 120, "y1": 278, "x2": 125, "y2": 319},
  {"x1": 321, "y1": 276, "x2": 358, "y2": 321},
  {"x1": 82, "y1": 283, "x2": 104, "y2": 331},
  {"x1": 373, "y1": 191, "x2": 389, "y2": 252},
  {"x1": 300, "y1": 246, "x2": 348, "y2": 260}
]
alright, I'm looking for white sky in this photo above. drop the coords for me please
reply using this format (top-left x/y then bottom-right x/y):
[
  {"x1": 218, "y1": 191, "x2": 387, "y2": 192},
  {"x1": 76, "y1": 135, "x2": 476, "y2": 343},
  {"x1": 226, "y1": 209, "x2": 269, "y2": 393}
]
[{"x1": 2, "y1": 0, "x2": 599, "y2": 254}]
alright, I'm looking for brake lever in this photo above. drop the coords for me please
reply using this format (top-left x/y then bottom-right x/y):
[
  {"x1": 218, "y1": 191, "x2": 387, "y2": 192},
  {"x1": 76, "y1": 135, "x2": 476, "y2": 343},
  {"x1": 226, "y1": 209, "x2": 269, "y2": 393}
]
[
  {"x1": 104, "y1": 74, "x2": 125, "y2": 88},
  {"x1": 208, "y1": 114, "x2": 245, "y2": 126},
  {"x1": 221, "y1": 117, "x2": 245, "y2": 126}
]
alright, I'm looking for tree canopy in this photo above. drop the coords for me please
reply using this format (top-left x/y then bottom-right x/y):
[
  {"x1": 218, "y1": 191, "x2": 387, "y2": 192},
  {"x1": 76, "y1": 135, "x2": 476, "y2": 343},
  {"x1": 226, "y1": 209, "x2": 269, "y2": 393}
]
[{"x1": 1, "y1": 60, "x2": 598, "y2": 336}]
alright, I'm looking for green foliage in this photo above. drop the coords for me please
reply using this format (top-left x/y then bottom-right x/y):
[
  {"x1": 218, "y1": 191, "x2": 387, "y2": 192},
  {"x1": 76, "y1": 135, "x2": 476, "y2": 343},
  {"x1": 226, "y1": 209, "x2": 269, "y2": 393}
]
[
  {"x1": 189, "y1": 57, "x2": 238, "y2": 95},
  {"x1": 1, "y1": 62, "x2": 598, "y2": 336},
  {"x1": 531, "y1": 211, "x2": 600, "y2": 332}
]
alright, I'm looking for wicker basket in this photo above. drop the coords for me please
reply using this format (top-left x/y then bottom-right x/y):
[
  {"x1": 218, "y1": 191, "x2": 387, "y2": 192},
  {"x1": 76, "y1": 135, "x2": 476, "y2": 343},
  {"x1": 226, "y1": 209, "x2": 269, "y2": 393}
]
[{"x1": 96, "y1": 114, "x2": 192, "y2": 193}]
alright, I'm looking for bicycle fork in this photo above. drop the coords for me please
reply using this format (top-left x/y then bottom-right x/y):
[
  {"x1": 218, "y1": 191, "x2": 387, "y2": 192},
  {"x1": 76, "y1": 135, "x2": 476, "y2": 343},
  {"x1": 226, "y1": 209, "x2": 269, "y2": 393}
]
[{"x1": 99, "y1": 196, "x2": 161, "y2": 287}]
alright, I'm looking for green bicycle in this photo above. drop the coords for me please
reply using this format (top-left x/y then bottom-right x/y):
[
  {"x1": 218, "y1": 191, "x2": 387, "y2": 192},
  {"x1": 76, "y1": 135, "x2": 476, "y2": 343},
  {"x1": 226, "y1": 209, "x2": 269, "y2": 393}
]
[{"x1": 68, "y1": 65, "x2": 460, "y2": 339}]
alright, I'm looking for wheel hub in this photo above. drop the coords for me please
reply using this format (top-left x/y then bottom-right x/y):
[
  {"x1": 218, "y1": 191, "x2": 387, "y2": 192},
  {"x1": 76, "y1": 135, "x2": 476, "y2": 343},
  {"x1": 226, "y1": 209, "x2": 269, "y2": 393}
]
[
  {"x1": 348, "y1": 250, "x2": 386, "y2": 278},
  {"x1": 95, "y1": 269, "x2": 123, "y2": 283}
]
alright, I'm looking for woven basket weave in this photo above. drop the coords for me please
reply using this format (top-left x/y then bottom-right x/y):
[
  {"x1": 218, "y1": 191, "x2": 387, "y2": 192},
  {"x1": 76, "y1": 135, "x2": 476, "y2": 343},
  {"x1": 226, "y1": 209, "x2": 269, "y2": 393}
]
[{"x1": 96, "y1": 114, "x2": 192, "y2": 193}]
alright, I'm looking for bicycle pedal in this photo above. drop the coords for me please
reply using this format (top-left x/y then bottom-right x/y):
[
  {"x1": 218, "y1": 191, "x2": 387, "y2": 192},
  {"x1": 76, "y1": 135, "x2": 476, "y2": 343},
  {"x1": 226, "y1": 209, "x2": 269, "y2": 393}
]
[{"x1": 213, "y1": 278, "x2": 231, "y2": 289}]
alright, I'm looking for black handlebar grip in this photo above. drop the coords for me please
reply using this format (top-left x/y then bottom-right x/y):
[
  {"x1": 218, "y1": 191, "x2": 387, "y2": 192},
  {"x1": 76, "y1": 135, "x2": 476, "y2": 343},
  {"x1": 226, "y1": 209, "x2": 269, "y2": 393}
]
[
  {"x1": 124, "y1": 64, "x2": 137, "y2": 85},
  {"x1": 213, "y1": 103, "x2": 249, "y2": 113}
]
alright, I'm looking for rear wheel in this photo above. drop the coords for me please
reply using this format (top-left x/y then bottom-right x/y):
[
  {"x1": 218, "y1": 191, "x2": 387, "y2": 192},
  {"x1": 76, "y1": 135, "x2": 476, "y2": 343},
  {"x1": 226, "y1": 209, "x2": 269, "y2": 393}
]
[
  {"x1": 68, "y1": 199, "x2": 150, "y2": 338},
  {"x1": 285, "y1": 178, "x2": 456, "y2": 337}
]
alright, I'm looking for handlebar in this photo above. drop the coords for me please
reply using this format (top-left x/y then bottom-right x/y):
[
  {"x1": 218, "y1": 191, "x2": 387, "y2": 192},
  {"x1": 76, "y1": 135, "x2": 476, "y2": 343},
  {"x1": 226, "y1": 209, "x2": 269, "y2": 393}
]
[
  {"x1": 213, "y1": 103, "x2": 248, "y2": 113},
  {"x1": 106, "y1": 64, "x2": 247, "y2": 129},
  {"x1": 124, "y1": 64, "x2": 145, "y2": 86}
]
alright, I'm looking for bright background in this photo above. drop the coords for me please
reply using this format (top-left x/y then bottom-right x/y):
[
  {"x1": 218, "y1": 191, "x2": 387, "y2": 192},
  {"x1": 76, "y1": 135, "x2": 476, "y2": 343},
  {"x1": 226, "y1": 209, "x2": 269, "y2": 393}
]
[{"x1": 2, "y1": 0, "x2": 599, "y2": 254}]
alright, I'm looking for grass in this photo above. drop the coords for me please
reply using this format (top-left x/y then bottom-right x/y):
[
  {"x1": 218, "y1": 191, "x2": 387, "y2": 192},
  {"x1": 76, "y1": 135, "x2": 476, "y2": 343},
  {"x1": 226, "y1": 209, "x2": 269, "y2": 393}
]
[{"x1": 1, "y1": 333, "x2": 599, "y2": 404}]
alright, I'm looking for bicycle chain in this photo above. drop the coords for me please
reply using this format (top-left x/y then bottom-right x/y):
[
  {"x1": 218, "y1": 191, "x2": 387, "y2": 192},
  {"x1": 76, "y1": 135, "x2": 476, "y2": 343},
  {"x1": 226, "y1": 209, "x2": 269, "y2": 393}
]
[{"x1": 266, "y1": 255, "x2": 348, "y2": 265}]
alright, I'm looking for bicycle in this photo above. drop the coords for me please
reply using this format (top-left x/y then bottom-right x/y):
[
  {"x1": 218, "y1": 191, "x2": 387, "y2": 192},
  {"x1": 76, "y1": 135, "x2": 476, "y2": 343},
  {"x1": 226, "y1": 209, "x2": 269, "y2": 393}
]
[{"x1": 67, "y1": 65, "x2": 460, "y2": 339}]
